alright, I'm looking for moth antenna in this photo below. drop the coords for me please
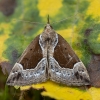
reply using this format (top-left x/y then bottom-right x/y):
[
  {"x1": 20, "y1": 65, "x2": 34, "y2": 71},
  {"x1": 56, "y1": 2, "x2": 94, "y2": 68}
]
[{"x1": 47, "y1": 15, "x2": 50, "y2": 24}]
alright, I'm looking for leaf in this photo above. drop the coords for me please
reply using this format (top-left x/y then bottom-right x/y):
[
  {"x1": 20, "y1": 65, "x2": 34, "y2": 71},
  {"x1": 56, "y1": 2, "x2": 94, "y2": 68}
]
[
  {"x1": 87, "y1": 0, "x2": 100, "y2": 18},
  {"x1": 20, "y1": 81, "x2": 92, "y2": 100},
  {"x1": 37, "y1": 0, "x2": 63, "y2": 17}
]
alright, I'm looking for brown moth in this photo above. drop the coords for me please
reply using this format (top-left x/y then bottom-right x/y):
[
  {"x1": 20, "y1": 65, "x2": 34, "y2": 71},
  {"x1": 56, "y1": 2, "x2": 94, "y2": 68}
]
[{"x1": 6, "y1": 16, "x2": 90, "y2": 86}]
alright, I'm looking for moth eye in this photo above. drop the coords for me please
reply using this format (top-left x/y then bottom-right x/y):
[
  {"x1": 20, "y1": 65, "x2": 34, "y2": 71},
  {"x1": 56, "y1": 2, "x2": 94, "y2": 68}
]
[{"x1": 30, "y1": 49, "x2": 32, "y2": 51}]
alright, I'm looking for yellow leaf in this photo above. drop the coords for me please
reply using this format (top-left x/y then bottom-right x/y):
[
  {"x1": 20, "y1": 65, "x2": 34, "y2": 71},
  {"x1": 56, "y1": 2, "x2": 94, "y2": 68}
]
[
  {"x1": 57, "y1": 28, "x2": 73, "y2": 44},
  {"x1": 0, "y1": 21, "x2": 16, "y2": 61},
  {"x1": 0, "y1": 33, "x2": 9, "y2": 61},
  {"x1": 0, "y1": 23, "x2": 12, "y2": 61},
  {"x1": 88, "y1": 87, "x2": 100, "y2": 100},
  {"x1": 20, "y1": 81, "x2": 92, "y2": 100},
  {"x1": 87, "y1": 0, "x2": 100, "y2": 18},
  {"x1": 37, "y1": 0, "x2": 63, "y2": 17}
]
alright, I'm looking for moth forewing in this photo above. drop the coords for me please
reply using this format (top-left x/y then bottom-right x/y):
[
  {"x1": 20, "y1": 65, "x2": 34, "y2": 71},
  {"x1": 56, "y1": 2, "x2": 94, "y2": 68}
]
[{"x1": 6, "y1": 35, "x2": 48, "y2": 86}]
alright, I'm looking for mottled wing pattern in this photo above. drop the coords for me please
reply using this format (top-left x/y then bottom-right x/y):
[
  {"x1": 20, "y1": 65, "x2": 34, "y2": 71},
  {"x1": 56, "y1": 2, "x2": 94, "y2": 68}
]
[
  {"x1": 6, "y1": 35, "x2": 48, "y2": 86},
  {"x1": 49, "y1": 34, "x2": 90, "y2": 86}
]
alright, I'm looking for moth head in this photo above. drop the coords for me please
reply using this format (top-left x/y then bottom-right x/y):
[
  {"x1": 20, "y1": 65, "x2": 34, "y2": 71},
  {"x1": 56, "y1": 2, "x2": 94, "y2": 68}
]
[
  {"x1": 44, "y1": 24, "x2": 53, "y2": 32},
  {"x1": 44, "y1": 15, "x2": 53, "y2": 33}
]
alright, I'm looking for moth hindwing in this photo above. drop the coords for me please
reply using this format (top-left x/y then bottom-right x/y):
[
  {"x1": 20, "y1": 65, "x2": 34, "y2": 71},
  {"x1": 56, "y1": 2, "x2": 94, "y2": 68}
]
[{"x1": 6, "y1": 23, "x2": 90, "y2": 86}]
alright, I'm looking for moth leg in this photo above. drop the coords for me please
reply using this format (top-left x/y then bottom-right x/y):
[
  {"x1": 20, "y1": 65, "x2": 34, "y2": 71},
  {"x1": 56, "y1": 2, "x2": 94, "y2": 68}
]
[
  {"x1": 6, "y1": 58, "x2": 48, "y2": 86},
  {"x1": 48, "y1": 57, "x2": 90, "y2": 86}
]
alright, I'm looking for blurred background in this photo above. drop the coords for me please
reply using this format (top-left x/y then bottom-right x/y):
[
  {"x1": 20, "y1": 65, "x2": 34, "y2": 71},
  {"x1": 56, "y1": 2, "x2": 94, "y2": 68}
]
[{"x1": 0, "y1": 0, "x2": 100, "y2": 100}]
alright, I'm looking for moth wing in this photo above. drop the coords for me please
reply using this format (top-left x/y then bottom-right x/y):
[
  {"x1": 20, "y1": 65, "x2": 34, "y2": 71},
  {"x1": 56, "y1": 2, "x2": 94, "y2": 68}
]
[
  {"x1": 6, "y1": 35, "x2": 48, "y2": 86},
  {"x1": 49, "y1": 34, "x2": 90, "y2": 86}
]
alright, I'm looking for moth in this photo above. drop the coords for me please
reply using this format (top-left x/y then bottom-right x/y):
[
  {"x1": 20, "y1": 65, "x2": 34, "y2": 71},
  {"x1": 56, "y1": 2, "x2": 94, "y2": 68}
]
[{"x1": 6, "y1": 17, "x2": 90, "y2": 86}]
